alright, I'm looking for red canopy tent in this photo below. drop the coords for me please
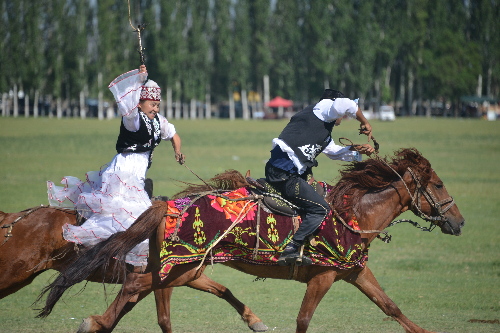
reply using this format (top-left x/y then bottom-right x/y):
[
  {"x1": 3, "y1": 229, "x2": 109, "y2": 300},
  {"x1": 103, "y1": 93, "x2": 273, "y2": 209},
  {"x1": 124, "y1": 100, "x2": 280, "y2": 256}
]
[{"x1": 266, "y1": 96, "x2": 293, "y2": 108}]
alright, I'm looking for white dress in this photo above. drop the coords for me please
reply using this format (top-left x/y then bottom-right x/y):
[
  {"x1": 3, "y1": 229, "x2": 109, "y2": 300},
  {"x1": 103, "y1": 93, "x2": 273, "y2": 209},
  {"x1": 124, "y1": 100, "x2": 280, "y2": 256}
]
[{"x1": 47, "y1": 69, "x2": 176, "y2": 266}]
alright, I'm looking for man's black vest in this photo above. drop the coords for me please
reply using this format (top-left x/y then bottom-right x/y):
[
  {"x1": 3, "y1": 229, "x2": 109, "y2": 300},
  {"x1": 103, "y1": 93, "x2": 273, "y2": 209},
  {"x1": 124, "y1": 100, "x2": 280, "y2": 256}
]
[
  {"x1": 278, "y1": 105, "x2": 336, "y2": 168},
  {"x1": 116, "y1": 112, "x2": 161, "y2": 168}
]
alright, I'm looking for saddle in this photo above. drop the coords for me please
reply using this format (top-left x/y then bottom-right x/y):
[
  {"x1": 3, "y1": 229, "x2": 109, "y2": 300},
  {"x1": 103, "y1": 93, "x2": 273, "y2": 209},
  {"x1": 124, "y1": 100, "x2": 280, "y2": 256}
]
[{"x1": 246, "y1": 177, "x2": 326, "y2": 217}]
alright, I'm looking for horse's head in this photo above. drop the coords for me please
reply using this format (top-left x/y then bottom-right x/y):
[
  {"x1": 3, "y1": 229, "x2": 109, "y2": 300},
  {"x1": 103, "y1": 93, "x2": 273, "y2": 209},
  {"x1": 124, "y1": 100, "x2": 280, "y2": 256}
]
[
  {"x1": 325, "y1": 147, "x2": 464, "y2": 237},
  {"x1": 407, "y1": 168, "x2": 465, "y2": 236}
]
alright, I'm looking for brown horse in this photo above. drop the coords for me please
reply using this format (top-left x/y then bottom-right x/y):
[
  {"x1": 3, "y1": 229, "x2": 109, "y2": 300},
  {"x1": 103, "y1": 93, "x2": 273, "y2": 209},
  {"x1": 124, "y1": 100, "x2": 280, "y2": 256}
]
[
  {"x1": 38, "y1": 148, "x2": 465, "y2": 333},
  {"x1": 0, "y1": 208, "x2": 267, "y2": 332}
]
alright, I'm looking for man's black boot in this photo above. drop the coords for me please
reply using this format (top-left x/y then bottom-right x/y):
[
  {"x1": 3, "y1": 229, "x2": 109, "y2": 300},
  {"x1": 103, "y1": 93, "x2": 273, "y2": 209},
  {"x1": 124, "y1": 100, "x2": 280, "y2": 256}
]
[{"x1": 277, "y1": 240, "x2": 312, "y2": 266}]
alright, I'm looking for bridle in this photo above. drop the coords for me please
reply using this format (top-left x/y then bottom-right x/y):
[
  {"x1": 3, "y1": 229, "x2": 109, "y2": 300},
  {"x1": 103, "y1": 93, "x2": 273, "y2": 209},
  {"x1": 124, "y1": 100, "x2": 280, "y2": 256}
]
[
  {"x1": 334, "y1": 164, "x2": 457, "y2": 238},
  {"x1": 343, "y1": 137, "x2": 455, "y2": 222},
  {"x1": 406, "y1": 167, "x2": 456, "y2": 225}
]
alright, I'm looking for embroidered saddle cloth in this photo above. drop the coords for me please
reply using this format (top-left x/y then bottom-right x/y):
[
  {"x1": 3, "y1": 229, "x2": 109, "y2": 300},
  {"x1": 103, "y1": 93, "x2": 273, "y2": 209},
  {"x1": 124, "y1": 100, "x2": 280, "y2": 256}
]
[{"x1": 159, "y1": 187, "x2": 367, "y2": 281}]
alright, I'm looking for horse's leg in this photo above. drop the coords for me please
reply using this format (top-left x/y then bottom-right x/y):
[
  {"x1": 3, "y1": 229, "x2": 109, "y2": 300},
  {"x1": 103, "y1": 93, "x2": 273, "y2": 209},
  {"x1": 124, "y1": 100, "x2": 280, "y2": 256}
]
[
  {"x1": 185, "y1": 274, "x2": 268, "y2": 332},
  {"x1": 295, "y1": 270, "x2": 336, "y2": 333},
  {"x1": 79, "y1": 263, "x2": 154, "y2": 332},
  {"x1": 77, "y1": 272, "x2": 155, "y2": 333},
  {"x1": 78, "y1": 288, "x2": 153, "y2": 333},
  {"x1": 78, "y1": 263, "x2": 206, "y2": 333},
  {"x1": 345, "y1": 266, "x2": 434, "y2": 333},
  {"x1": 153, "y1": 273, "x2": 268, "y2": 333},
  {"x1": 154, "y1": 287, "x2": 174, "y2": 333}
]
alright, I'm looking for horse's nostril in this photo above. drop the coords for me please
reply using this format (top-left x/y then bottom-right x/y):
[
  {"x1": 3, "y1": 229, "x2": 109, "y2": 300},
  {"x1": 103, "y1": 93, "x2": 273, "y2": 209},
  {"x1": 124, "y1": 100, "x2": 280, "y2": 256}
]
[{"x1": 460, "y1": 220, "x2": 465, "y2": 228}]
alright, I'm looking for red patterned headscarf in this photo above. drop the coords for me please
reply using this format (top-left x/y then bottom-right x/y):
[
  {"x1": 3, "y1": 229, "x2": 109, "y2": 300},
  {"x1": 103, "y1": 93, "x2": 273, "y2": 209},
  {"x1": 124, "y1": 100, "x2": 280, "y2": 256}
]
[{"x1": 140, "y1": 80, "x2": 161, "y2": 101}]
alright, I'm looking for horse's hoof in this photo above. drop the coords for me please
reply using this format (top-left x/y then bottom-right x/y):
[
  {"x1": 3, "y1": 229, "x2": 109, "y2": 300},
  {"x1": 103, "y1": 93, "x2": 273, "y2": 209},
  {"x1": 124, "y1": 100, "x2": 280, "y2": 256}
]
[
  {"x1": 250, "y1": 321, "x2": 268, "y2": 332},
  {"x1": 77, "y1": 318, "x2": 93, "y2": 333},
  {"x1": 77, "y1": 317, "x2": 105, "y2": 333}
]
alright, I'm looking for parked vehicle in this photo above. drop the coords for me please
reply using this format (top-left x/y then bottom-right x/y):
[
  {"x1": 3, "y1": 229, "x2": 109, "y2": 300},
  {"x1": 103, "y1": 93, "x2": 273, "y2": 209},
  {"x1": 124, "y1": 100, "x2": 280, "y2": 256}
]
[{"x1": 379, "y1": 105, "x2": 396, "y2": 121}]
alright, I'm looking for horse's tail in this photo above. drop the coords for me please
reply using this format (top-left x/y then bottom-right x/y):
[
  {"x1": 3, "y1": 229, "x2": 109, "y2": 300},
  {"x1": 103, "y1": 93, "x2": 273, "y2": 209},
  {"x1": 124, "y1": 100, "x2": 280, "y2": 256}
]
[{"x1": 35, "y1": 200, "x2": 169, "y2": 318}]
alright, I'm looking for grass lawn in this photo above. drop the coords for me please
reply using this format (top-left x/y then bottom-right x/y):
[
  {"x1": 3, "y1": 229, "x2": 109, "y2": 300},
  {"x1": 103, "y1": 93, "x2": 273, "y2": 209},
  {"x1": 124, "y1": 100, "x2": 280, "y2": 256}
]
[{"x1": 0, "y1": 116, "x2": 499, "y2": 332}]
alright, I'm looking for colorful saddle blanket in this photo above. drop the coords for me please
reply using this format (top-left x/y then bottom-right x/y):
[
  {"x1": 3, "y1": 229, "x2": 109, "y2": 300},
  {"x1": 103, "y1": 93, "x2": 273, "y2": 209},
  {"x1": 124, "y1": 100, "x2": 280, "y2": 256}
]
[{"x1": 159, "y1": 187, "x2": 367, "y2": 281}]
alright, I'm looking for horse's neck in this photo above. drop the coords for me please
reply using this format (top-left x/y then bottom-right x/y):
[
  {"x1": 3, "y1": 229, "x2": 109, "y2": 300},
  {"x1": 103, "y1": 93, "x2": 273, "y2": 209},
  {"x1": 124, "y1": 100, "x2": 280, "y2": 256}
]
[{"x1": 355, "y1": 180, "x2": 413, "y2": 243}]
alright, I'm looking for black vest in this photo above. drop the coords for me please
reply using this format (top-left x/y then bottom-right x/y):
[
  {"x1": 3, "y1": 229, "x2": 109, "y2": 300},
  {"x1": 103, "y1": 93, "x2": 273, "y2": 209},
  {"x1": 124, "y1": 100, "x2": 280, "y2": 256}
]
[
  {"x1": 278, "y1": 105, "x2": 336, "y2": 168},
  {"x1": 116, "y1": 112, "x2": 161, "y2": 168}
]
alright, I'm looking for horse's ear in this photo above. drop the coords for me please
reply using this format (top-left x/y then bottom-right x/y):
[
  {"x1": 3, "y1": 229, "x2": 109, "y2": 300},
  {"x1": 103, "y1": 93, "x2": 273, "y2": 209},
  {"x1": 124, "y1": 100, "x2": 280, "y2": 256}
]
[{"x1": 245, "y1": 170, "x2": 251, "y2": 178}]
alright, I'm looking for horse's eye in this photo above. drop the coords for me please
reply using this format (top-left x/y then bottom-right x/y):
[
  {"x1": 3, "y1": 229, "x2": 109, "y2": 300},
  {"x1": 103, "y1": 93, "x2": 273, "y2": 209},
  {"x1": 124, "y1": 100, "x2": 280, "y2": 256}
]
[{"x1": 435, "y1": 183, "x2": 444, "y2": 189}]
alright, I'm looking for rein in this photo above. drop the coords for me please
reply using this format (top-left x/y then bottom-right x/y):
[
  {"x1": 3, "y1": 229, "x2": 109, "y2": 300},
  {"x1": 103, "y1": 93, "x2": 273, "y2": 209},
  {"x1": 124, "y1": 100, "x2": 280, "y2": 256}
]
[{"x1": 182, "y1": 163, "x2": 215, "y2": 191}]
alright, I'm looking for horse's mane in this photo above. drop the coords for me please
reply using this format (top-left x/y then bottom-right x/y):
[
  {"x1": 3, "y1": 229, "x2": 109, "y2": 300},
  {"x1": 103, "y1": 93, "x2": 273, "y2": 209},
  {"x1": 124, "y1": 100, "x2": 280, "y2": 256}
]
[
  {"x1": 171, "y1": 169, "x2": 250, "y2": 199},
  {"x1": 171, "y1": 148, "x2": 432, "y2": 218},
  {"x1": 326, "y1": 147, "x2": 432, "y2": 216}
]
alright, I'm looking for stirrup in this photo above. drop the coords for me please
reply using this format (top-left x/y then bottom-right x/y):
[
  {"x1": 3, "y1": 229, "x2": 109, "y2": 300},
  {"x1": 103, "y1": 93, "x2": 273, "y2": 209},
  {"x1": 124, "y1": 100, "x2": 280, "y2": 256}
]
[
  {"x1": 277, "y1": 244, "x2": 312, "y2": 266},
  {"x1": 277, "y1": 253, "x2": 312, "y2": 266}
]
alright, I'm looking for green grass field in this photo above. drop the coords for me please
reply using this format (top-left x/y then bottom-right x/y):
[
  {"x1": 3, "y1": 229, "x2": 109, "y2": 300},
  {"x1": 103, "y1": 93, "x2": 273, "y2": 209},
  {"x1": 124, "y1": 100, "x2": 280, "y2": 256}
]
[{"x1": 0, "y1": 116, "x2": 499, "y2": 332}]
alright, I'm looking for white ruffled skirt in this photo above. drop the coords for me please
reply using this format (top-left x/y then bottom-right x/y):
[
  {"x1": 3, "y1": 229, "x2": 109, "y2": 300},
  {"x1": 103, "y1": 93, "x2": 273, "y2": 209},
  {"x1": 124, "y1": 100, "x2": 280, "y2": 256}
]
[{"x1": 48, "y1": 152, "x2": 152, "y2": 266}]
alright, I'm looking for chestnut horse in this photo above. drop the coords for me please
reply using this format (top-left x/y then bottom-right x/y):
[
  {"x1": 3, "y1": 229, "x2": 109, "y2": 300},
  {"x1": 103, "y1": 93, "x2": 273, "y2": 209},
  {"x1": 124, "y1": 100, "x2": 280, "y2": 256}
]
[
  {"x1": 0, "y1": 208, "x2": 267, "y2": 331},
  {"x1": 38, "y1": 148, "x2": 465, "y2": 333}
]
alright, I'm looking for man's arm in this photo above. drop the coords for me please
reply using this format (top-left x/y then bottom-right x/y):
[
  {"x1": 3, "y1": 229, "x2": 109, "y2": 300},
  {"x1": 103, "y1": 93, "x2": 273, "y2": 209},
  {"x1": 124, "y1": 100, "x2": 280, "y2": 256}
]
[{"x1": 355, "y1": 107, "x2": 373, "y2": 142}]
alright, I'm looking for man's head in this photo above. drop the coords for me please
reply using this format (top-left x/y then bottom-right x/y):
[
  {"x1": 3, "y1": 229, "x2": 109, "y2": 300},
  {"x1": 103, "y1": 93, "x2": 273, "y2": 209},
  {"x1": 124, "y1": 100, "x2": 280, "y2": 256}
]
[{"x1": 319, "y1": 89, "x2": 345, "y2": 101}]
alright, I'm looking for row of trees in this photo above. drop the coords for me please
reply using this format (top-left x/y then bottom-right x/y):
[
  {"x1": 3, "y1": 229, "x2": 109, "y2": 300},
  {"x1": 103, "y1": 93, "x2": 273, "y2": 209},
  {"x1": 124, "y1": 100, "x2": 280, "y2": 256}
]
[{"x1": 1, "y1": 0, "x2": 498, "y2": 117}]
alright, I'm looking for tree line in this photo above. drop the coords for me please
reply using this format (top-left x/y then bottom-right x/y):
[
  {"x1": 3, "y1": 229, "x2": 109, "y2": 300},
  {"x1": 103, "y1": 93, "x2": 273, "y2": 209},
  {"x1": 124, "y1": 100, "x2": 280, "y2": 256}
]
[{"x1": 1, "y1": 0, "x2": 498, "y2": 118}]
